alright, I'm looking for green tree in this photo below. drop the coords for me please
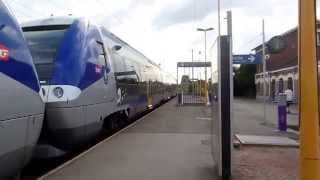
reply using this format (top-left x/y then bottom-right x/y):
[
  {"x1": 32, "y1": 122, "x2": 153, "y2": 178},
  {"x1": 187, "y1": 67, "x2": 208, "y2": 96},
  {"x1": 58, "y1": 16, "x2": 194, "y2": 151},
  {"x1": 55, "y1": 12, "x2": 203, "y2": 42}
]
[{"x1": 234, "y1": 64, "x2": 256, "y2": 98}]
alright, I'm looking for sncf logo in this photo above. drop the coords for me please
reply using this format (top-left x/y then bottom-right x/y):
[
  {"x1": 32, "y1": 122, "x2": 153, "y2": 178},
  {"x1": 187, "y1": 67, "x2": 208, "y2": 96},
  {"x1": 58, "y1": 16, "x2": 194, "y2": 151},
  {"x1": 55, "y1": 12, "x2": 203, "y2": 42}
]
[
  {"x1": 0, "y1": 44, "x2": 9, "y2": 61},
  {"x1": 95, "y1": 64, "x2": 102, "y2": 74}
]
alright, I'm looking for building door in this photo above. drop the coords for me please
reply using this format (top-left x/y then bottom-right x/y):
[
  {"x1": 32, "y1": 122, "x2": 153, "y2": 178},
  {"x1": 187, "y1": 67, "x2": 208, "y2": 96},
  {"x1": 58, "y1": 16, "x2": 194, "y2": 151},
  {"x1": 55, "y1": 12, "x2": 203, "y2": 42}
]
[
  {"x1": 279, "y1": 78, "x2": 284, "y2": 93},
  {"x1": 287, "y1": 77, "x2": 293, "y2": 90},
  {"x1": 271, "y1": 79, "x2": 276, "y2": 100}
]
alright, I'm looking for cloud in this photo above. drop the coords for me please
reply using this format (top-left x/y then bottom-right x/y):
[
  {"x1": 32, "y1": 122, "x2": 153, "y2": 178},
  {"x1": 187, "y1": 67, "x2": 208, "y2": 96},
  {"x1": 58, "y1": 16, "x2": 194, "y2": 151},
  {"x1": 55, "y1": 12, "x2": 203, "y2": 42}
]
[
  {"x1": 128, "y1": 0, "x2": 155, "y2": 9},
  {"x1": 152, "y1": 0, "x2": 212, "y2": 30},
  {"x1": 3, "y1": 0, "x2": 313, "y2": 77},
  {"x1": 152, "y1": 0, "x2": 277, "y2": 30},
  {"x1": 94, "y1": 0, "x2": 157, "y2": 29}
]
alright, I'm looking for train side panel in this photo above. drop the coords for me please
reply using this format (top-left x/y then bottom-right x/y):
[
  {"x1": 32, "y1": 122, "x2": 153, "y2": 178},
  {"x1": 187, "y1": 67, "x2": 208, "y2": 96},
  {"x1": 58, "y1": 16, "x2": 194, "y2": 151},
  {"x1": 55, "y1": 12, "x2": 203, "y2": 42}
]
[{"x1": 0, "y1": 1, "x2": 44, "y2": 179}]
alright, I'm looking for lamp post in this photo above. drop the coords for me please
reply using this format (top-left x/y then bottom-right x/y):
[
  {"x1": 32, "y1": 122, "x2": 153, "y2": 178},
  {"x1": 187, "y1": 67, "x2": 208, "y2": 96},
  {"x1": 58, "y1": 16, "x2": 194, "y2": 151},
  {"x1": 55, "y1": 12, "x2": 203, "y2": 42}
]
[
  {"x1": 197, "y1": 27, "x2": 214, "y2": 105},
  {"x1": 197, "y1": 27, "x2": 214, "y2": 83}
]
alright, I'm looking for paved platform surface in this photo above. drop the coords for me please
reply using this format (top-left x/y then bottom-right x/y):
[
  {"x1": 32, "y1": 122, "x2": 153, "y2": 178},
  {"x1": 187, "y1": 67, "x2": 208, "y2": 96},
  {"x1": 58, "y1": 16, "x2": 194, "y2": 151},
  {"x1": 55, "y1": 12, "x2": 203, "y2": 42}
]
[
  {"x1": 233, "y1": 99, "x2": 299, "y2": 140},
  {"x1": 232, "y1": 99, "x2": 299, "y2": 180},
  {"x1": 232, "y1": 146, "x2": 298, "y2": 180},
  {"x1": 42, "y1": 98, "x2": 217, "y2": 180}
]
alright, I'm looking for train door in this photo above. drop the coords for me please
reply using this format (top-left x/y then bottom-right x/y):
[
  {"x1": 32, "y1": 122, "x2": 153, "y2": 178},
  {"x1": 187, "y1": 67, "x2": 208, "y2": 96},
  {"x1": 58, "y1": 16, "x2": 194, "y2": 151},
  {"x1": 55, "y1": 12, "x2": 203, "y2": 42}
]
[
  {"x1": 96, "y1": 41, "x2": 114, "y2": 102},
  {"x1": 143, "y1": 65, "x2": 152, "y2": 108},
  {"x1": 147, "y1": 80, "x2": 152, "y2": 108},
  {"x1": 122, "y1": 60, "x2": 140, "y2": 115},
  {"x1": 131, "y1": 62, "x2": 145, "y2": 113},
  {"x1": 113, "y1": 58, "x2": 126, "y2": 106}
]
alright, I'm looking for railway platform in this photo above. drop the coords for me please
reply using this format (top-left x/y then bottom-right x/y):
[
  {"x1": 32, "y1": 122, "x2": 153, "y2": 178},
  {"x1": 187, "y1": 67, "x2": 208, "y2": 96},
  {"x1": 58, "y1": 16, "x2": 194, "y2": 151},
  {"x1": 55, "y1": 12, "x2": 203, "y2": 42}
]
[{"x1": 40, "y1": 98, "x2": 217, "y2": 180}]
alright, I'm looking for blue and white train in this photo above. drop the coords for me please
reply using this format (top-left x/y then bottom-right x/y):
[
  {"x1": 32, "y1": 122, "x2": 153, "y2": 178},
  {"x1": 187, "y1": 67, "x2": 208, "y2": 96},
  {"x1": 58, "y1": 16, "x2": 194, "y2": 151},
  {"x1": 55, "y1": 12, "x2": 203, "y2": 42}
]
[
  {"x1": 22, "y1": 17, "x2": 176, "y2": 153},
  {"x1": 0, "y1": 1, "x2": 44, "y2": 179}
]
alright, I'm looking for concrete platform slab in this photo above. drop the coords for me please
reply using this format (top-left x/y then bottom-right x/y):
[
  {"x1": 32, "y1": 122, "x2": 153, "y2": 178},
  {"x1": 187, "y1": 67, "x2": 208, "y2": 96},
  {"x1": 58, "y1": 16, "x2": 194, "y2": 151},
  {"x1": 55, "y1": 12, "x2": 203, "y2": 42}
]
[
  {"x1": 235, "y1": 134, "x2": 299, "y2": 147},
  {"x1": 41, "y1": 98, "x2": 217, "y2": 180}
]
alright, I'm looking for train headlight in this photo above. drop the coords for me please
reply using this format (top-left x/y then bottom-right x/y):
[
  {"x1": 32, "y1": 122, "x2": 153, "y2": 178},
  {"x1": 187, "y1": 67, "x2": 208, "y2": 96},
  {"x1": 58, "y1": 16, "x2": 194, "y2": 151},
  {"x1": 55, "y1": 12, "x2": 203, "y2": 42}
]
[{"x1": 53, "y1": 87, "x2": 64, "y2": 98}]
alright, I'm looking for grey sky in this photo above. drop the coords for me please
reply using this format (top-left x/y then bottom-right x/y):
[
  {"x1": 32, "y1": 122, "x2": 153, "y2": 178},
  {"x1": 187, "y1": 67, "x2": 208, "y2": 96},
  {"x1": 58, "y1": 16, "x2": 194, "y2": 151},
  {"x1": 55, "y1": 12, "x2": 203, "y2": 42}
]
[
  {"x1": 152, "y1": 0, "x2": 277, "y2": 30},
  {"x1": 2, "y1": 0, "x2": 316, "y2": 78}
]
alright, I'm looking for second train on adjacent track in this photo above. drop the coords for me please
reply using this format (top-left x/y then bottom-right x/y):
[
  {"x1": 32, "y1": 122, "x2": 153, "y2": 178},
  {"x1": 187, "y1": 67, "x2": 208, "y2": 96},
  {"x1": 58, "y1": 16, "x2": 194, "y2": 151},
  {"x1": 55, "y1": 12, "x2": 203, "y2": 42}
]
[{"x1": 22, "y1": 17, "x2": 176, "y2": 154}]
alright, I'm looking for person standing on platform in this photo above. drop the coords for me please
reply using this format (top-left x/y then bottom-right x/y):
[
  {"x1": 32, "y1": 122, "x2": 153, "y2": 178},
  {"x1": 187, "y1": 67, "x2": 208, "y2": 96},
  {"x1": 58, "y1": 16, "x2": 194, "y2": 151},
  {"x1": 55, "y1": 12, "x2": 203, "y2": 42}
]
[{"x1": 284, "y1": 88, "x2": 293, "y2": 113}]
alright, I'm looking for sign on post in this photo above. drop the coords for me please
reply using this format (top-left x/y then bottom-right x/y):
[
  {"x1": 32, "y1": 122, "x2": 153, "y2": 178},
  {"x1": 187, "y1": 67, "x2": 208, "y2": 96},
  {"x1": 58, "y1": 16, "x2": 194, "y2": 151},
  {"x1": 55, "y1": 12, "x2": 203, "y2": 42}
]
[{"x1": 233, "y1": 54, "x2": 262, "y2": 64}]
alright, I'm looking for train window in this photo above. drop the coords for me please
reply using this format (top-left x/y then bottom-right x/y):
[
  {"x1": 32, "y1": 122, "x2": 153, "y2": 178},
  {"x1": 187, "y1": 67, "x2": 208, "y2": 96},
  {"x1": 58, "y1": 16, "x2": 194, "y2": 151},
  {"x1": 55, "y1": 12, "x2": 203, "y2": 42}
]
[
  {"x1": 23, "y1": 26, "x2": 68, "y2": 82},
  {"x1": 112, "y1": 53, "x2": 126, "y2": 73},
  {"x1": 96, "y1": 42, "x2": 107, "y2": 63},
  {"x1": 115, "y1": 71, "x2": 139, "y2": 84},
  {"x1": 96, "y1": 42, "x2": 105, "y2": 55},
  {"x1": 96, "y1": 42, "x2": 109, "y2": 83},
  {"x1": 128, "y1": 61, "x2": 142, "y2": 82},
  {"x1": 134, "y1": 62, "x2": 143, "y2": 82}
]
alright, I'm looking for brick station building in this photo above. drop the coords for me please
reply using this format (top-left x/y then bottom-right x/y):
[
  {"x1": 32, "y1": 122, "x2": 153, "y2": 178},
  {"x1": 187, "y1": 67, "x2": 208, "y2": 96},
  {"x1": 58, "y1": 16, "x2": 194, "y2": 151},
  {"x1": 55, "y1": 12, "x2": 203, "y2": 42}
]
[{"x1": 254, "y1": 24, "x2": 320, "y2": 101}]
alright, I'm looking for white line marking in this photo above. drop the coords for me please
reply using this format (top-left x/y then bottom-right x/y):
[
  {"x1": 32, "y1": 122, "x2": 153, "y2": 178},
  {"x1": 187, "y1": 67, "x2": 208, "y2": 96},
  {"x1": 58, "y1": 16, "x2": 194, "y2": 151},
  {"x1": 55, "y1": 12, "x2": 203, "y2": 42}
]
[
  {"x1": 195, "y1": 117, "x2": 211, "y2": 120},
  {"x1": 37, "y1": 100, "x2": 170, "y2": 180}
]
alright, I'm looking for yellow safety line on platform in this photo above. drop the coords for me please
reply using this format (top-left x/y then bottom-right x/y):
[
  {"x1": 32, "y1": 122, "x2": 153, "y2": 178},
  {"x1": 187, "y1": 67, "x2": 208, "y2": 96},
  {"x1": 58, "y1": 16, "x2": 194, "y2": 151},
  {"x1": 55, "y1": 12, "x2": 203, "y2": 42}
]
[{"x1": 299, "y1": 0, "x2": 320, "y2": 179}]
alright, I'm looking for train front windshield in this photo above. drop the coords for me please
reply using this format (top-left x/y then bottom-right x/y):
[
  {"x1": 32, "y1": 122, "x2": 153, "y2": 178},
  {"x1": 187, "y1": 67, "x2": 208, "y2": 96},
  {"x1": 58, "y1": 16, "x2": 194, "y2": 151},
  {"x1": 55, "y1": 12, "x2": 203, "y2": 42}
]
[{"x1": 23, "y1": 25, "x2": 69, "y2": 83}]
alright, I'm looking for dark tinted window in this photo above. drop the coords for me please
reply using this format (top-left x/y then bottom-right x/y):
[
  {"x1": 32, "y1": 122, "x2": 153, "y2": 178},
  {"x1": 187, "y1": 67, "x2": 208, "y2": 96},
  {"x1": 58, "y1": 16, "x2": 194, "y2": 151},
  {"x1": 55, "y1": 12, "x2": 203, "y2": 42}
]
[
  {"x1": 115, "y1": 71, "x2": 138, "y2": 84},
  {"x1": 23, "y1": 26, "x2": 68, "y2": 83}
]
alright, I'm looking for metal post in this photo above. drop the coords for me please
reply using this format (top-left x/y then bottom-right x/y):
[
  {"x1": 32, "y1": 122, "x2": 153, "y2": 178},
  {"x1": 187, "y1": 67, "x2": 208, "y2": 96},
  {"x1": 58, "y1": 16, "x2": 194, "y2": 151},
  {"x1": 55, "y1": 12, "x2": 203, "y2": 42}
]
[
  {"x1": 217, "y1": 0, "x2": 221, "y2": 107},
  {"x1": 176, "y1": 65, "x2": 179, "y2": 93},
  {"x1": 176, "y1": 65, "x2": 178, "y2": 85},
  {"x1": 205, "y1": 31, "x2": 207, "y2": 83},
  {"x1": 219, "y1": 35, "x2": 232, "y2": 180},
  {"x1": 204, "y1": 31, "x2": 209, "y2": 105},
  {"x1": 227, "y1": 11, "x2": 233, "y2": 103},
  {"x1": 192, "y1": 49, "x2": 194, "y2": 81},
  {"x1": 227, "y1": 10, "x2": 233, "y2": 164},
  {"x1": 197, "y1": 28, "x2": 213, "y2": 105},
  {"x1": 218, "y1": 0, "x2": 221, "y2": 37},
  {"x1": 269, "y1": 73, "x2": 271, "y2": 99},
  {"x1": 199, "y1": 70, "x2": 201, "y2": 96},
  {"x1": 192, "y1": 49, "x2": 194, "y2": 99},
  {"x1": 299, "y1": 0, "x2": 320, "y2": 179},
  {"x1": 262, "y1": 19, "x2": 267, "y2": 123}
]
